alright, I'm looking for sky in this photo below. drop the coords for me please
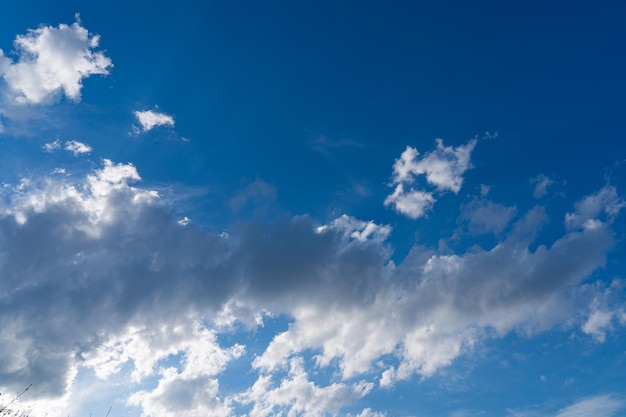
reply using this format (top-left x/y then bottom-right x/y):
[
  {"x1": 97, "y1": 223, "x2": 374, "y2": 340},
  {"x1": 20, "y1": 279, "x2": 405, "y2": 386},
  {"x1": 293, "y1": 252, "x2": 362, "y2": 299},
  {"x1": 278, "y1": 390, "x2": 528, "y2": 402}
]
[{"x1": 0, "y1": 1, "x2": 625, "y2": 416}]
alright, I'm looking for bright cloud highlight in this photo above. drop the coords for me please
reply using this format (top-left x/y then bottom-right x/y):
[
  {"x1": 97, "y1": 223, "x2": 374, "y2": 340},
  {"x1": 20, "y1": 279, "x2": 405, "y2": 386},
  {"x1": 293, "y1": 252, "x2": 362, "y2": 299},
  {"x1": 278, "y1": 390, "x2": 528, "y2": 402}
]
[
  {"x1": 0, "y1": 19, "x2": 112, "y2": 105},
  {"x1": 385, "y1": 138, "x2": 477, "y2": 218},
  {"x1": 133, "y1": 109, "x2": 175, "y2": 132}
]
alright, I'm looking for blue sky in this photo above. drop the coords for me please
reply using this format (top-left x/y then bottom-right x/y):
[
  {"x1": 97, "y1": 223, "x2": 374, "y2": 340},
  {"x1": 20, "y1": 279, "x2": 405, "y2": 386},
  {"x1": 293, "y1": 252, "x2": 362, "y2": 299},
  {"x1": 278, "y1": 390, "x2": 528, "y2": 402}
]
[{"x1": 0, "y1": 1, "x2": 625, "y2": 416}]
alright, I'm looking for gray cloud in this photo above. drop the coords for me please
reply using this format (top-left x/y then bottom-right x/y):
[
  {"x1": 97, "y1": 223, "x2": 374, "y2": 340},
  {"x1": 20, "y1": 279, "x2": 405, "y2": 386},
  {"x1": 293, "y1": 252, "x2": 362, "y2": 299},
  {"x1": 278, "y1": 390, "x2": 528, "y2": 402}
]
[{"x1": 0, "y1": 160, "x2": 622, "y2": 415}]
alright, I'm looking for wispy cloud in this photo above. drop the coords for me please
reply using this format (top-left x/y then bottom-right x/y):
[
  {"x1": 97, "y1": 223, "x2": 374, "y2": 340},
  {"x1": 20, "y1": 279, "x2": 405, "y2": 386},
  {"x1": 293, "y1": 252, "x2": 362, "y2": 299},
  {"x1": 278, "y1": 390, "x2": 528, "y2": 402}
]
[
  {"x1": 460, "y1": 198, "x2": 517, "y2": 235},
  {"x1": 43, "y1": 139, "x2": 61, "y2": 152},
  {"x1": 42, "y1": 139, "x2": 91, "y2": 156},
  {"x1": 531, "y1": 174, "x2": 555, "y2": 198},
  {"x1": 554, "y1": 395, "x2": 623, "y2": 417}
]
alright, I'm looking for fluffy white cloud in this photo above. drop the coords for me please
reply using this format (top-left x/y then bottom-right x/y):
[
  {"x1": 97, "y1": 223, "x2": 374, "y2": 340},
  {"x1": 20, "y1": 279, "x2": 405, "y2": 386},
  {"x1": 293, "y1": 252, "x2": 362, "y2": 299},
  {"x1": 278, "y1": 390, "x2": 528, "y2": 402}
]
[
  {"x1": 236, "y1": 357, "x2": 373, "y2": 417},
  {"x1": 64, "y1": 140, "x2": 92, "y2": 155},
  {"x1": 385, "y1": 138, "x2": 476, "y2": 218},
  {"x1": 121, "y1": 321, "x2": 245, "y2": 417},
  {"x1": 133, "y1": 109, "x2": 175, "y2": 132},
  {"x1": 384, "y1": 184, "x2": 435, "y2": 219},
  {"x1": 0, "y1": 19, "x2": 112, "y2": 105},
  {"x1": 392, "y1": 139, "x2": 476, "y2": 192}
]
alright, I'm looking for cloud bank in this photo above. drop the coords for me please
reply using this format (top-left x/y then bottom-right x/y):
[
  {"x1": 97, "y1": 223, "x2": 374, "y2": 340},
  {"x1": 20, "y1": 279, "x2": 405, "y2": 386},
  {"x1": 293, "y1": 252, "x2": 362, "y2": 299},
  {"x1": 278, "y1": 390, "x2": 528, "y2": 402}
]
[{"x1": 0, "y1": 157, "x2": 622, "y2": 415}]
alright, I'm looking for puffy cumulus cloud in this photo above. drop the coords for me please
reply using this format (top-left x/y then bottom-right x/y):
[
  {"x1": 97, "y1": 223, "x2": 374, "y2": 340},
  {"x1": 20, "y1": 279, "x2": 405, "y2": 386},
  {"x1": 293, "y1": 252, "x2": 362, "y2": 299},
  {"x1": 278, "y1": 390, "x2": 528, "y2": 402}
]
[
  {"x1": 0, "y1": 19, "x2": 112, "y2": 105},
  {"x1": 554, "y1": 395, "x2": 623, "y2": 417},
  {"x1": 120, "y1": 321, "x2": 245, "y2": 417},
  {"x1": 385, "y1": 138, "x2": 476, "y2": 218},
  {"x1": 391, "y1": 138, "x2": 476, "y2": 193},
  {"x1": 64, "y1": 140, "x2": 91, "y2": 155},
  {"x1": 384, "y1": 184, "x2": 435, "y2": 219},
  {"x1": 235, "y1": 357, "x2": 373, "y2": 417},
  {"x1": 0, "y1": 160, "x2": 623, "y2": 416},
  {"x1": 133, "y1": 109, "x2": 175, "y2": 132}
]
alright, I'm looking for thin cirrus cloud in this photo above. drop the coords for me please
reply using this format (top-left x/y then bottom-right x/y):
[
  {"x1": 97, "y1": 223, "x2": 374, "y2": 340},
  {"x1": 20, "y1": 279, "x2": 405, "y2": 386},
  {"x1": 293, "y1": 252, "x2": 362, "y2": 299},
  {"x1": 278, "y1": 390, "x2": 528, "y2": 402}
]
[
  {"x1": 531, "y1": 173, "x2": 555, "y2": 199},
  {"x1": 554, "y1": 395, "x2": 623, "y2": 417},
  {"x1": 0, "y1": 17, "x2": 112, "y2": 105}
]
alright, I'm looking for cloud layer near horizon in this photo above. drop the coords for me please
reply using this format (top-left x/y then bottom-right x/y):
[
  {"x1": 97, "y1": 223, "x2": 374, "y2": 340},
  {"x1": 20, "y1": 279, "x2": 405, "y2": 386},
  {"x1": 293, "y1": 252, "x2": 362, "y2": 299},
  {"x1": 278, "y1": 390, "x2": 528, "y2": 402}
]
[{"x1": 0, "y1": 154, "x2": 623, "y2": 415}]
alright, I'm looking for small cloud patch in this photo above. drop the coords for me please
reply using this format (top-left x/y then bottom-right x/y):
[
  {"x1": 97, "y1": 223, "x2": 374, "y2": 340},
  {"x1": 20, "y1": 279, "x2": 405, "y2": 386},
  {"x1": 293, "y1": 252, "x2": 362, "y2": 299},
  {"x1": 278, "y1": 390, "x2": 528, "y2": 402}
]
[{"x1": 133, "y1": 109, "x2": 175, "y2": 133}]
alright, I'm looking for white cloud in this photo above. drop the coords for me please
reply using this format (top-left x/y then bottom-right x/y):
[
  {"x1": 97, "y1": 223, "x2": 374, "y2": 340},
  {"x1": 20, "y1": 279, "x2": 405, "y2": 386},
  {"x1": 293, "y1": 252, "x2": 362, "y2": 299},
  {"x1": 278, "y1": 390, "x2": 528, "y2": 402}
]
[
  {"x1": 64, "y1": 140, "x2": 92, "y2": 155},
  {"x1": 0, "y1": 19, "x2": 112, "y2": 105},
  {"x1": 121, "y1": 321, "x2": 244, "y2": 417},
  {"x1": 581, "y1": 279, "x2": 626, "y2": 342},
  {"x1": 43, "y1": 139, "x2": 61, "y2": 152},
  {"x1": 0, "y1": 160, "x2": 622, "y2": 416},
  {"x1": 316, "y1": 214, "x2": 391, "y2": 243},
  {"x1": 236, "y1": 357, "x2": 373, "y2": 417},
  {"x1": 582, "y1": 310, "x2": 614, "y2": 342},
  {"x1": 352, "y1": 408, "x2": 387, "y2": 417},
  {"x1": 385, "y1": 138, "x2": 476, "y2": 218},
  {"x1": 253, "y1": 202, "x2": 614, "y2": 385},
  {"x1": 133, "y1": 109, "x2": 175, "y2": 132},
  {"x1": 554, "y1": 395, "x2": 623, "y2": 417},
  {"x1": 384, "y1": 184, "x2": 436, "y2": 219},
  {"x1": 392, "y1": 138, "x2": 476, "y2": 192},
  {"x1": 565, "y1": 185, "x2": 625, "y2": 231}
]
